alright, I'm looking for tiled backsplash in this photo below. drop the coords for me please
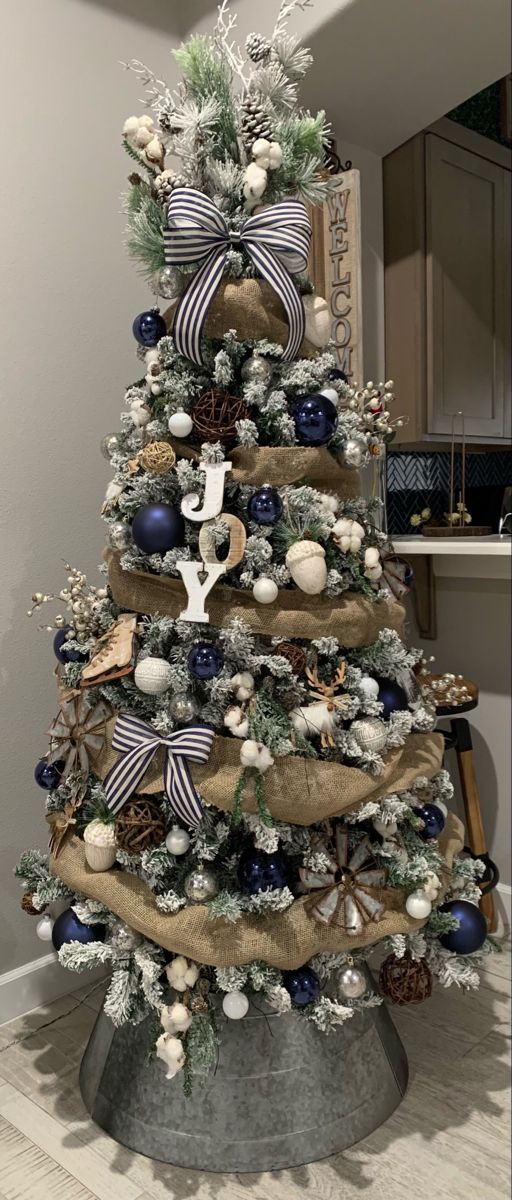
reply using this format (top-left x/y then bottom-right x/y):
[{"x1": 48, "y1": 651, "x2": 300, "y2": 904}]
[{"x1": 386, "y1": 450, "x2": 512, "y2": 535}]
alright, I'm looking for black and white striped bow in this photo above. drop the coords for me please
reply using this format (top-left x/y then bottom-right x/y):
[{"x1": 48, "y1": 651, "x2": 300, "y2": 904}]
[
  {"x1": 164, "y1": 188, "x2": 311, "y2": 366},
  {"x1": 104, "y1": 713, "x2": 214, "y2": 827}
]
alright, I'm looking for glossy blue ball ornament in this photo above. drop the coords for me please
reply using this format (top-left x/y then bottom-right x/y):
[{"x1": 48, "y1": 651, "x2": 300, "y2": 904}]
[
  {"x1": 53, "y1": 626, "x2": 87, "y2": 665},
  {"x1": 438, "y1": 899, "x2": 487, "y2": 954},
  {"x1": 187, "y1": 642, "x2": 224, "y2": 680},
  {"x1": 248, "y1": 486, "x2": 283, "y2": 525},
  {"x1": 283, "y1": 966, "x2": 321, "y2": 1007},
  {"x1": 327, "y1": 367, "x2": 348, "y2": 383},
  {"x1": 132, "y1": 503, "x2": 185, "y2": 555},
  {"x1": 132, "y1": 309, "x2": 166, "y2": 347},
  {"x1": 375, "y1": 675, "x2": 409, "y2": 720},
  {"x1": 51, "y1": 908, "x2": 106, "y2": 953},
  {"x1": 417, "y1": 802, "x2": 446, "y2": 840},
  {"x1": 237, "y1": 848, "x2": 288, "y2": 895},
  {"x1": 34, "y1": 758, "x2": 63, "y2": 790},
  {"x1": 293, "y1": 394, "x2": 338, "y2": 446}
]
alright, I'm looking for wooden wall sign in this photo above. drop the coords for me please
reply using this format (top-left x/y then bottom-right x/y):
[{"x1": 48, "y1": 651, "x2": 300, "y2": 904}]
[{"x1": 309, "y1": 170, "x2": 363, "y2": 382}]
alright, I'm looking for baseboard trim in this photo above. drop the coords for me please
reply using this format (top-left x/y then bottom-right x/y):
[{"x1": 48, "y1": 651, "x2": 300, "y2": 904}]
[
  {"x1": 0, "y1": 952, "x2": 106, "y2": 1026},
  {"x1": 495, "y1": 882, "x2": 512, "y2": 933}
]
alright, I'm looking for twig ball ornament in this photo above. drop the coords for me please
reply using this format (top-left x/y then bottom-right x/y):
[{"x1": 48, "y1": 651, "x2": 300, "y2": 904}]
[
  {"x1": 132, "y1": 308, "x2": 166, "y2": 347},
  {"x1": 184, "y1": 863, "x2": 219, "y2": 903},
  {"x1": 350, "y1": 717, "x2": 388, "y2": 753},
  {"x1": 34, "y1": 758, "x2": 62, "y2": 790},
  {"x1": 53, "y1": 626, "x2": 87, "y2": 665},
  {"x1": 115, "y1": 797, "x2": 167, "y2": 853},
  {"x1": 375, "y1": 676, "x2": 409, "y2": 720},
  {"x1": 275, "y1": 641, "x2": 307, "y2": 675},
  {"x1": 168, "y1": 411, "x2": 193, "y2": 439},
  {"x1": 132, "y1": 503, "x2": 185, "y2": 554},
  {"x1": 134, "y1": 656, "x2": 173, "y2": 695},
  {"x1": 101, "y1": 433, "x2": 120, "y2": 460},
  {"x1": 222, "y1": 990, "x2": 250, "y2": 1019},
  {"x1": 188, "y1": 642, "x2": 224, "y2": 680},
  {"x1": 165, "y1": 825, "x2": 191, "y2": 856},
  {"x1": 241, "y1": 354, "x2": 273, "y2": 385},
  {"x1": 51, "y1": 908, "x2": 105, "y2": 953},
  {"x1": 438, "y1": 899, "x2": 487, "y2": 954},
  {"x1": 341, "y1": 436, "x2": 367, "y2": 469},
  {"x1": 379, "y1": 953, "x2": 433, "y2": 1005},
  {"x1": 36, "y1": 915, "x2": 54, "y2": 942},
  {"x1": 293, "y1": 394, "x2": 338, "y2": 446},
  {"x1": 405, "y1": 890, "x2": 432, "y2": 919},
  {"x1": 83, "y1": 820, "x2": 117, "y2": 871},
  {"x1": 169, "y1": 691, "x2": 199, "y2": 722},
  {"x1": 107, "y1": 521, "x2": 132, "y2": 551},
  {"x1": 252, "y1": 577, "x2": 278, "y2": 604},
  {"x1": 337, "y1": 965, "x2": 367, "y2": 1000},
  {"x1": 248, "y1": 486, "x2": 283, "y2": 525},
  {"x1": 416, "y1": 802, "x2": 446, "y2": 841},
  {"x1": 192, "y1": 389, "x2": 247, "y2": 444},
  {"x1": 140, "y1": 441, "x2": 176, "y2": 474},
  {"x1": 237, "y1": 847, "x2": 288, "y2": 895},
  {"x1": 283, "y1": 966, "x2": 320, "y2": 1007}
]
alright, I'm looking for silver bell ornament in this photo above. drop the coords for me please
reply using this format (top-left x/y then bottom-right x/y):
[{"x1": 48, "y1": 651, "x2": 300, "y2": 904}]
[
  {"x1": 241, "y1": 354, "x2": 273, "y2": 385},
  {"x1": 165, "y1": 825, "x2": 191, "y2": 856},
  {"x1": 101, "y1": 433, "x2": 120, "y2": 460},
  {"x1": 107, "y1": 521, "x2": 132, "y2": 551},
  {"x1": 341, "y1": 437, "x2": 367, "y2": 469},
  {"x1": 169, "y1": 692, "x2": 199, "y2": 722},
  {"x1": 184, "y1": 863, "x2": 219, "y2": 903},
  {"x1": 337, "y1": 964, "x2": 367, "y2": 1000}
]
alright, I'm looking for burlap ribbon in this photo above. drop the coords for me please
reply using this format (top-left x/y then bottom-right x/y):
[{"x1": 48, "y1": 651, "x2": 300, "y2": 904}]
[
  {"x1": 50, "y1": 811, "x2": 464, "y2": 967},
  {"x1": 167, "y1": 444, "x2": 361, "y2": 500},
  {"x1": 164, "y1": 278, "x2": 318, "y2": 358}
]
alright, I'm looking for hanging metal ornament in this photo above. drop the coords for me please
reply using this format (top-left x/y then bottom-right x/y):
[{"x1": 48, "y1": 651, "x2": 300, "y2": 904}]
[
  {"x1": 46, "y1": 695, "x2": 111, "y2": 781},
  {"x1": 300, "y1": 829, "x2": 387, "y2": 936}
]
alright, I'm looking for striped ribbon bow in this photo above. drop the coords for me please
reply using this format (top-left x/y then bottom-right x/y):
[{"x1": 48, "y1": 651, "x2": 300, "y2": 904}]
[
  {"x1": 164, "y1": 188, "x2": 311, "y2": 366},
  {"x1": 104, "y1": 713, "x2": 214, "y2": 827}
]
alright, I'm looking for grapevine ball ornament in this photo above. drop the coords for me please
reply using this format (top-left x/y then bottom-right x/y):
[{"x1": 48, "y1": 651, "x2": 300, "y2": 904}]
[
  {"x1": 132, "y1": 503, "x2": 185, "y2": 555},
  {"x1": 132, "y1": 308, "x2": 167, "y2": 347},
  {"x1": 187, "y1": 642, "x2": 224, "y2": 680},
  {"x1": 134, "y1": 656, "x2": 173, "y2": 695},
  {"x1": 53, "y1": 626, "x2": 87, "y2": 665},
  {"x1": 34, "y1": 757, "x2": 63, "y2": 790},
  {"x1": 237, "y1": 847, "x2": 289, "y2": 895},
  {"x1": 375, "y1": 676, "x2": 409, "y2": 720},
  {"x1": 275, "y1": 641, "x2": 307, "y2": 675},
  {"x1": 300, "y1": 828, "x2": 387, "y2": 935},
  {"x1": 379, "y1": 953, "x2": 433, "y2": 1005},
  {"x1": 140, "y1": 441, "x2": 176, "y2": 475},
  {"x1": 184, "y1": 863, "x2": 219, "y2": 903},
  {"x1": 114, "y1": 797, "x2": 167, "y2": 854},
  {"x1": 283, "y1": 966, "x2": 320, "y2": 1007},
  {"x1": 293, "y1": 394, "x2": 338, "y2": 446},
  {"x1": 248, "y1": 486, "x2": 283, "y2": 525},
  {"x1": 416, "y1": 802, "x2": 446, "y2": 841},
  {"x1": 165, "y1": 825, "x2": 191, "y2": 856},
  {"x1": 438, "y1": 899, "x2": 487, "y2": 954},
  {"x1": 337, "y1": 964, "x2": 367, "y2": 1000},
  {"x1": 168, "y1": 411, "x2": 193, "y2": 439},
  {"x1": 51, "y1": 908, "x2": 105, "y2": 953},
  {"x1": 192, "y1": 389, "x2": 248, "y2": 444},
  {"x1": 222, "y1": 991, "x2": 250, "y2": 1020},
  {"x1": 107, "y1": 521, "x2": 132, "y2": 551}
]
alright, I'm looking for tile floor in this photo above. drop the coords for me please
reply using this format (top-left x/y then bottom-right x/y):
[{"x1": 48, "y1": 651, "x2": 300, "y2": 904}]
[{"x1": 0, "y1": 949, "x2": 510, "y2": 1200}]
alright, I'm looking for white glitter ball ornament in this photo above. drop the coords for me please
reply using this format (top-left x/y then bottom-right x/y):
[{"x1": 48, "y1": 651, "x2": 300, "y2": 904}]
[
  {"x1": 165, "y1": 826, "x2": 191, "y2": 856},
  {"x1": 252, "y1": 577, "x2": 279, "y2": 604},
  {"x1": 351, "y1": 717, "x2": 387, "y2": 753},
  {"x1": 405, "y1": 890, "x2": 432, "y2": 919},
  {"x1": 222, "y1": 990, "x2": 250, "y2": 1019},
  {"x1": 134, "y1": 656, "x2": 172, "y2": 695},
  {"x1": 168, "y1": 411, "x2": 193, "y2": 438}
]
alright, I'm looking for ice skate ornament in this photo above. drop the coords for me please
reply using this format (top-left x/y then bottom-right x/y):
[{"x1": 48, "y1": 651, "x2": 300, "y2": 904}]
[
  {"x1": 164, "y1": 189, "x2": 311, "y2": 366},
  {"x1": 300, "y1": 829, "x2": 387, "y2": 934},
  {"x1": 104, "y1": 714, "x2": 214, "y2": 825},
  {"x1": 81, "y1": 613, "x2": 138, "y2": 687},
  {"x1": 289, "y1": 664, "x2": 350, "y2": 748}
]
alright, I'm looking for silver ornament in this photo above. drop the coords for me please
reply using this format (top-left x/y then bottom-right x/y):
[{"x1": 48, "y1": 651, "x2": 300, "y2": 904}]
[
  {"x1": 165, "y1": 825, "x2": 191, "y2": 856},
  {"x1": 241, "y1": 354, "x2": 273, "y2": 385},
  {"x1": 351, "y1": 717, "x2": 387, "y2": 753},
  {"x1": 169, "y1": 692, "x2": 199, "y2": 722},
  {"x1": 101, "y1": 433, "x2": 120, "y2": 459},
  {"x1": 341, "y1": 437, "x2": 367, "y2": 469},
  {"x1": 156, "y1": 265, "x2": 177, "y2": 299},
  {"x1": 107, "y1": 521, "x2": 132, "y2": 551},
  {"x1": 337, "y1": 965, "x2": 367, "y2": 1000},
  {"x1": 184, "y1": 863, "x2": 218, "y2": 903}
]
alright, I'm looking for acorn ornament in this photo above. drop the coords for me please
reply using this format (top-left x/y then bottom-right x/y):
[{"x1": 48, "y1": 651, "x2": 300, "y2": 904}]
[
  {"x1": 286, "y1": 540, "x2": 327, "y2": 595},
  {"x1": 83, "y1": 820, "x2": 117, "y2": 871}
]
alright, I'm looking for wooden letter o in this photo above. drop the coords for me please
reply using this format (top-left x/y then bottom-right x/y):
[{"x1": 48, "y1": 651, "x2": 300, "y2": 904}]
[{"x1": 198, "y1": 514, "x2": 247, "y2": 570}]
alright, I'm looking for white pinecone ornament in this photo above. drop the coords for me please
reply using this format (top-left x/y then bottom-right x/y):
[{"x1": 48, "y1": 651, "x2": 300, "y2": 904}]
[
  {"x1": 240, "y1": 97, "x2": 273, "y2": 149},
  {"x1": 245, "y1": 32, "x2": 271, "y2": 62}
]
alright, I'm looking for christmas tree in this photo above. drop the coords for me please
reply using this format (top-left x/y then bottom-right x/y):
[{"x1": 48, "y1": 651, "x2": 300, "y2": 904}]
[{"x1": 18, "y1": 0, "x2": 491, "y2": 1091}]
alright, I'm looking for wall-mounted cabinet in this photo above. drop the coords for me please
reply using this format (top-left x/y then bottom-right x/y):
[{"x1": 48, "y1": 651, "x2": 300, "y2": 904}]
[{"x1": 384, "y1": 118, "x2": 511, "y2": 445}]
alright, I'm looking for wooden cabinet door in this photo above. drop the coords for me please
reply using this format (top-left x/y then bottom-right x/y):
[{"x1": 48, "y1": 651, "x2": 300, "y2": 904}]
[{"x1": 426, "y1": 134, "x2": 510, "y2": 438}]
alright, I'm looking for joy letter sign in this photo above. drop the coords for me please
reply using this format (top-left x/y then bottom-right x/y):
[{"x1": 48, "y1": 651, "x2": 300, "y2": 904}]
[{"x1": 309, "y1": 169, "x2": 363, "y2": 383}]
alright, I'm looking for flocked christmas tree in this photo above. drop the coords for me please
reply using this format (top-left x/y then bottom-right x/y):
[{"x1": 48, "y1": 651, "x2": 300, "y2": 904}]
[{"x1": 18, "y1": 0, "x2": 492, "y2": 1088}]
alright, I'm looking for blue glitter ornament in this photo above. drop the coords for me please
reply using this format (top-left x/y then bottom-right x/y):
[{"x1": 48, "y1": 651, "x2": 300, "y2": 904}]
[
  {"x1": 237, "y1": 848, "x2": 288, "y2": 895},
  {"x1": 132, "y1": 309, "x2": 166, "y2": 347},
  {"x1": 51, "y1": 908, "x2": 105, "y2": 953},
  {"x1": 417, "y1": 802, "x2": 446, "y2": 840},
  {"x1": 293, "y1": 394, "x2": 338, "y2": 446},
  {"x1": 34, "y1": 758, "x2": 63, "y2": 790},
  {"x1": 438, "y1": 899, "x2": 487, "y2": 954},
  {"x1": 187, "y1": 642, "x2": 224, "y2": 680},
  {"x1": 375, "y1": 676, "x2": 409, "y2": 720},
  {"x1": 132, "y1": 503, "x2": 185, "y2": 555},
  {"x1": 53, "y1": 626, "x2": 87, "y2": 665},
  {"x1": 248, "y1": 486, "x2": 283, "y2": 525},
  {"x1": 282, "y1": 966, "x2": 321, "y2": 1007}
]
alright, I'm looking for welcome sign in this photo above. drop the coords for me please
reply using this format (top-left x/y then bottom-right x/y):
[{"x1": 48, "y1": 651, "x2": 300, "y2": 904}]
[{"x1": 309, "y1": 170, "x2": 363, "y2": 382}]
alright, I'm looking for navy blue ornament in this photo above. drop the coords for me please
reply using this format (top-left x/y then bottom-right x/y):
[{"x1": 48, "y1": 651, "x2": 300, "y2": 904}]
[
  {"x1": 417, "y1": 802, "x2": 446, "y2": 840},
  {"x1": 375, "y1": 675, "x2": 409, "y2": 720},
  {"x1": 53, "y1": 626, "x2": 87, "y2": 665},
  {"x1": 438, "y1": 899, "x2": 487, "y2": 954},
  {"x1": 293, "y1": 394, "x2": 338, "y2": 446},
  {"x1": 34, "y1": 758, "x2": 63, "y2": 790},
  {"x1": 132, "y1": 309, "x2": 166, "y2": 347},
  {"x1": 283, "y1": 966, "x2": 321, "y2": 1007},
  {"x1": 327, "y1": 368, "x2": 348, "y2": 383},
  {"x1": 248, "y1": 486, "x2": 283, "y2": 525},
  {"x1": 187, "y1": 642, "x2": 224, "y2": 680},
  {"x1": 132, "y1": 503, "x2": 185, "y2": 555},
  {"x1": 51, "y1": 908, "x2": 105, "y2": 953},
  {"x1": 237, "y1": 848, "x2": 288, "y2": 895}
]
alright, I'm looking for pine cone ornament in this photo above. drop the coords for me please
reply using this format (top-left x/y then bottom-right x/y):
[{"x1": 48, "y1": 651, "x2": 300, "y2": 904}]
[
  {"x1": 153, "y1": 170, "x2": 186, "y2": 205},
  {"x1": 245, "y1": 32, "x2": 271, "y2": 62},
  {"x1": 240, "y1": 98, "x2": 273, "y2": 150}
]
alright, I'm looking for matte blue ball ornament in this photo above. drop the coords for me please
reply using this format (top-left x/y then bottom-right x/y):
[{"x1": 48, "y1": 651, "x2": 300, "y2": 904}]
[
  {"x1": 34, "y1": 758, "x2": 63, "y2": 790},
  {"x1": 132, "y1": 308, "x2": 166, "y2": 347},
  {"x1": 375, "y1": 675, "x2": 409, "y2": 720},
  {"x1": 51, "y1": 908, "x2": 105, "y2": 953},
  {"x1": 132, "y1": 503, "x2": 185, "y2": 555},
  {"x1": 187, "y1": 642, "x2": 224, "y2": 680},
  {"x1": 417, "y1": 802, "x2": 446, "y2": 840},
  {"x1": 438, "y1": 899, "x2": 487, "y2": 954},
  {"x1": 248, "y1": 486, "x2": 283, "y2": 525},
  {"x1": 283, "y1": 966, "x2": 321, "y2": 1007},
  {"x1": 237, "y1": 848, "x2": 288, "y2": 895},
  {"x1": 53, "y1": 626, "x2": 87, "y2": 665},
  {"x1": 293, "y1": 394, "x2": 338, "y2": 445}
]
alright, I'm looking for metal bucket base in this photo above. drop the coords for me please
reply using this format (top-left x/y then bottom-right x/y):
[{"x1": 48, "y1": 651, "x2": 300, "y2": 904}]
[{"x1": 79, "y1": 991, "x2": 408, "y2": 1172}]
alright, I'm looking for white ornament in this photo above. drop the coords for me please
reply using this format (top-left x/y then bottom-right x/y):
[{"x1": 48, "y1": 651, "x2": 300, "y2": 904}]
[
  {"x1": 161, "y1": 1002, "x2": 192, "y2": 1034},
  {"x1": 359, "y1": 675, "x2": 380, "y2": 701},
  {"x1": 319, "y1": 387, "x2": 339, "y2": 405},
  {"x1": 181, "y1": 460, "x2": 232, "y2": 522},
  {"x1": 168, "y1": 411, "x2": 193, "y2": 438},
  {"x1": 432, "y1": 799, "x2": 448, "y2": 819},
  {"x1": 286, "y1": 540, "x2": 327, "y2": 595},
  {"x1": 364, "y1": 546, "x2": 380, "y2": 568},
  {"x1": 165, "y1": 825, "x2": 191, "y2": 856},
  {"x1": 36, "y1": 915, "x2": 54, "y2": 942},
  {"x1": 337, "y1": 965, "x2": 367, "y2": 1000},
  {"x1": 351, "y1": 717, "x2": 388, "y2": 753},
  {"x1": 176, "y1": 561, "x2": 226, "y2": 622},
  {"x1": 129, "y1": 398, "x2": 151, "y2": 427},
  {"x1": 243, "y1": 162, "x2": 267, "y2": 200},
  {"x1": 240, "y1": 740, "x2": 274, "y2": 773},
  {"x1": 303, "y1": 294, "x2": 331, "y2": 348},
  {"x1": 155, "y1": 1032, "x2": 186, "y2": 1079},
  {"x1": 134, "y1": 656, "x2": 172, "y2": 695},
  {"x1": 224, "y1": 706, "x2": 249, "y2": 738},
  {"x1": 252, "y1": 577, "x2": 278, "y2": 604},
  {"x1": 222, "y1": 991, "x2": 249, "y2": 1020},
  {"x1": 83, "y1": 820, "x2": 117, "y2": 871},
  {"x1": 231, "y1": 671, "x2": 255, "y2": 701},
  {"x1": 405, "y1": 891, "x2": 432, "y2": 919},
  {"x1": 372, "y1": 816, "x2": 398, "y2": 838}
]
